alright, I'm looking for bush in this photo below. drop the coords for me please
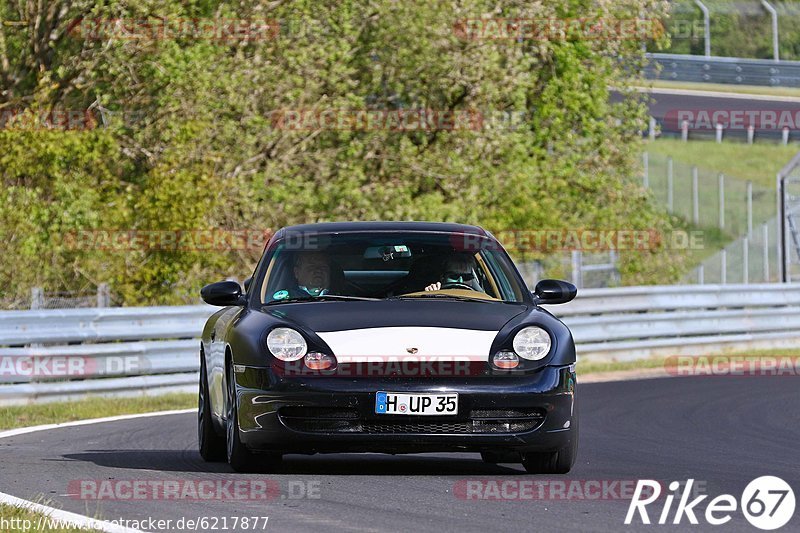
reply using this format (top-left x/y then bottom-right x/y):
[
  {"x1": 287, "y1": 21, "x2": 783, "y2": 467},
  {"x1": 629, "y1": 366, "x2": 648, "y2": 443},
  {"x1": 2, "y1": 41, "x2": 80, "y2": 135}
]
[{"x1": 0, "y1": 0, "x2": 683, "y2": 304}]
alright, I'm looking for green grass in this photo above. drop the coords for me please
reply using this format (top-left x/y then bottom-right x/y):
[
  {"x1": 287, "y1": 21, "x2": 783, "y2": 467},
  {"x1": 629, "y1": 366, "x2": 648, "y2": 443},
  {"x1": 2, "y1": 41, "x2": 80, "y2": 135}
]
[
  {"x1": 640, "y1": 138, "x2": 792, "y2": 280},
  {"x1": 0, "y1": 393, "x2": 195, "y2": 430},
  {"x1": 646, "y1": 138, "x2": 798, "y2": 189},
  {"x1": 0, "y1": 503, "x2": 100, "y2": 532},
  {"x1": 633, "y1": 80, "x2": 800, "y2": 99},
  {"x1": 669, "y1": 218, "x2": 731, "y2": 271},
  {"x1": 643, "y1": 139, "x2": 794, "y2": 275},
  {"x1": 579, "y1": 348, "x2": 800, "y2": 375},
  {"x1": 578, "y1": 357, "x2": 668, "y2": 374}
]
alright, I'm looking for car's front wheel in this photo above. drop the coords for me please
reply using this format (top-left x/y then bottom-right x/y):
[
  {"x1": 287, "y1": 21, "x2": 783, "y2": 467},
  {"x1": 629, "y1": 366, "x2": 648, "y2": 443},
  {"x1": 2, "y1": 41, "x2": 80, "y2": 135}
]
[
  {"x1": 522, "y1": 400, "x2": 578, "y2": 474},
  {"x1": 198, "y1": 355, "x2": 226, "y2": 462},
  {"x1": 225, "y1": 363, "x2": 282, "y2": 473},
  {"x1": 521, "y1": 445, "x2": 576, "y2": 474}
]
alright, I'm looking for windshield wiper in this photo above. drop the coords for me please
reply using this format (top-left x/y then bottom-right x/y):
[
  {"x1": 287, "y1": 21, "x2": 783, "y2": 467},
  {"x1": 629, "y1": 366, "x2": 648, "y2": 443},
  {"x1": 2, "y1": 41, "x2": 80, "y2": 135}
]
[{"x1": 264, "y1": 295, "x2": 379, "y2": 305}]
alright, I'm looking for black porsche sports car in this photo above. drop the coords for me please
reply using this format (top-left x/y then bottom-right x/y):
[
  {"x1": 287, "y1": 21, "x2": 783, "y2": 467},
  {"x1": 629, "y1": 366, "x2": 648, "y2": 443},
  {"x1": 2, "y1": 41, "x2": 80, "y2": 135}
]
[{"x1": 198, "y1": 222, "x2": 578, "y2": 473}]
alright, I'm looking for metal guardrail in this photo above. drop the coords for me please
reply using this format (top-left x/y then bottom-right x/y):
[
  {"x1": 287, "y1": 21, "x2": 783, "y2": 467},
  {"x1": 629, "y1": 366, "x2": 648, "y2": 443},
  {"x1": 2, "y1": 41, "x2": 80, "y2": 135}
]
[
  {"x1": 3, "y1": 284, "x2": 800, "y2": 404},
  {"x1": 553, "y1": 283, "x2": 800, "y2": 359},
  {"x1": 646, "y1": 53, "x2": 800, "y2": 87},
  {"x1": 0, "y1": 374, "x2": 198, "y2": 405},
  {"x1": 0, "y1": 305, "x2": 213, "y2": 404}
]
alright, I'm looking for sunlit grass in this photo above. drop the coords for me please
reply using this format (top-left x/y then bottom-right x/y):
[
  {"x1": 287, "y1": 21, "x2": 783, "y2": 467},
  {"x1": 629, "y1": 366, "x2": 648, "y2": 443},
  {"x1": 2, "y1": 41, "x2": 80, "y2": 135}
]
[
  {"x1": 0, "y1": 503, "x2": 102, "y2": 532},
  {"x1": 635, "y1": 79, "x2": 800, "y2": 99},
  {"x1": 0, "y1": 392, "x2": 195, "y2": 430},
  {"x1": 645, "y1": 138, "x2": 798, "y2": 189},
  {"x1": 579, "y1": 348, "x2": 800, "y2": 375}
]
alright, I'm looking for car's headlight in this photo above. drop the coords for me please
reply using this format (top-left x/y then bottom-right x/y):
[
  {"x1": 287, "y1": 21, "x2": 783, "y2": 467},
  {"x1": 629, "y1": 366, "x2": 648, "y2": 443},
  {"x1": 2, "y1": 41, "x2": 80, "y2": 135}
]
[
  {"x1": 267, "y1": 327, "x2": 307, "y2": 361},
  {"x1": 512, "y1": 326, "x2": 551, "y2": 360}
]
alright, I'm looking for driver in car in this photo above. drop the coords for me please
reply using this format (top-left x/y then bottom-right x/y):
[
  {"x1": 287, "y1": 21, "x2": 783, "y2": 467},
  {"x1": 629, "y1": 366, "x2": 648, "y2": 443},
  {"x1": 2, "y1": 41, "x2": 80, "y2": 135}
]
[
  {"x1": 424, "y1": 254, "x2": 484, "y2": 292},
  {"x1": 291, "y1": 252, "x2": 332, "y2": 297}
]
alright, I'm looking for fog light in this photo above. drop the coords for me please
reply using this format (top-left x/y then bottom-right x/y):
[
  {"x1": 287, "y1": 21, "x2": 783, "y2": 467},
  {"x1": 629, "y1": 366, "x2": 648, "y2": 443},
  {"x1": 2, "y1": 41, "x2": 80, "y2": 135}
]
[
  {"x1": 305, "y1": 352, "x2": 335, "y2": 370},
  {"x1": 492, "y1": 351, "x2": 519, "y2": 369}
]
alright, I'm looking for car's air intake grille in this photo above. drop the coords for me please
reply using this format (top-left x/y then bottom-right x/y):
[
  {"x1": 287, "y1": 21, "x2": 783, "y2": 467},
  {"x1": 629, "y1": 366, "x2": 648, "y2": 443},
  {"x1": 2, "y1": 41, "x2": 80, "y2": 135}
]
[
  {"x1": 359, "y1": 421, "x2": 473, "y2": 434},
  {"x1": 278, "y1": 406, "x2": 546, "y2": 434}
]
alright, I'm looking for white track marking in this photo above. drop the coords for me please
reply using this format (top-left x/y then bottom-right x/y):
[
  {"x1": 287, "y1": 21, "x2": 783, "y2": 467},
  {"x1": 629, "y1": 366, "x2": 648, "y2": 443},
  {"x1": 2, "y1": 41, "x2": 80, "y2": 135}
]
[
  {"x1": 0, "y1": 408, "x2": 194, "y2": 440},
  {"x1": 0, "y1": 408, "x2": 194, "y2": 532},
  {"x1": 0, "y1": 490, "x2": 145, "y2": 533}
]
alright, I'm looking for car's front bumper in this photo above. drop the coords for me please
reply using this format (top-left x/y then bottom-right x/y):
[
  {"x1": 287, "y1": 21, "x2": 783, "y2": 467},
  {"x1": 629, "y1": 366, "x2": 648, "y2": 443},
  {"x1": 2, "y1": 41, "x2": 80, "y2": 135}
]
[{"x1": 233, "y1": 364, "x2": 577, "y2": 455}]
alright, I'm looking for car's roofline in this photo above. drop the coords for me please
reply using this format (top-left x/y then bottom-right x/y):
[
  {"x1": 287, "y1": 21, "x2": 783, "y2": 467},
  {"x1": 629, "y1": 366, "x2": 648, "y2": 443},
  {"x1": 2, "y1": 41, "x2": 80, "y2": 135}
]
[{"x1": 273, "y1": 221, "x2": 491, "y2": 238}]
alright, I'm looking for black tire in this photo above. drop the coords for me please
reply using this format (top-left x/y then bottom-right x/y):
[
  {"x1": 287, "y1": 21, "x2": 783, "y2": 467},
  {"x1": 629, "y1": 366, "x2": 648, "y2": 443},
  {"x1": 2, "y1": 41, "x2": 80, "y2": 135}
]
[
  {"x1": 198, "y1": 356, "x2": 226, "y2": 462},
  {"x1": 226, "y1": 363, "x2": 282, "y2": 473},
  {"x1": 521, "y1": 446, "x2": 575, "y2": 474},
  {"x1": 522, "y1": 400, "x2": 579, "y2": 474}
]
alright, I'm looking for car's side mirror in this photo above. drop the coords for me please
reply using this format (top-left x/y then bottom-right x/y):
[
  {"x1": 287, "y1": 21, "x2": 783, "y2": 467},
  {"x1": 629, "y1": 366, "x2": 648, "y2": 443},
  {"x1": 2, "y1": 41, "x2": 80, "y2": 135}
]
[
  {"x1": 201, "y1": 280, "x2": 246, "y2": 306},
  {"x1": 243, "y1": 276, "x2": 253, "y2": 292},
  {"x1": 533, "y1": 279, "x2": 577, "y2": 305}
]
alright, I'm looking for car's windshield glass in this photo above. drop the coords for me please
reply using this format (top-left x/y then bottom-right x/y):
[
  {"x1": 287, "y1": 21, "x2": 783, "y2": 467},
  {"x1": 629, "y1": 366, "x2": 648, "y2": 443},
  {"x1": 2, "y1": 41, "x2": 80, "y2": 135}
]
[{"x1": 256, "y1": 232, "x2": 527, "y2": 304}]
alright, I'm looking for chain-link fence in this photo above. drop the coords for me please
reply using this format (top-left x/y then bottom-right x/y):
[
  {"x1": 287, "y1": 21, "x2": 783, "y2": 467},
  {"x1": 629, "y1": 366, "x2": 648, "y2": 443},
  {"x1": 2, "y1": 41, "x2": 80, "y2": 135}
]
[
  {"x1": 518, "y1": 251, "x2": 620, "y2": 290},
  {"x1": 644, "y1": 151, "x2": 785, "y2": 284},
  {"x1": 779, "y1": 151, "x2": 800, "y2": 281},
  {"x1": 684, "y1": 218, "x2": 780, "y2": 284},
  {"x1": 645, "y1": 152, "x2": 775, "y2": 238},
  {"x1": 1, "y1": 285, "x2": 112, "y2": 310}
]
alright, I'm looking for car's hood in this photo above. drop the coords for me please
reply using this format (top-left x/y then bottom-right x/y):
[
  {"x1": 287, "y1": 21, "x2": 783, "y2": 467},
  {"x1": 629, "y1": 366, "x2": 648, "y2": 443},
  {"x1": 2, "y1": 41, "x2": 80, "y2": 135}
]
[{"x1": 259, "y1": 299, "x2": 528, "y2": 361}]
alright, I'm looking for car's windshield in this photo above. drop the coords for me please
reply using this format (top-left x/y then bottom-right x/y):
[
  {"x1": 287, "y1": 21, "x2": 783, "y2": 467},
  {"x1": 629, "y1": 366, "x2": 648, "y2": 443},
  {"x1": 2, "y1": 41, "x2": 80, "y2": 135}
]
[{"x1": 256, "y1": 232, "x2": 527, "y2": 304}]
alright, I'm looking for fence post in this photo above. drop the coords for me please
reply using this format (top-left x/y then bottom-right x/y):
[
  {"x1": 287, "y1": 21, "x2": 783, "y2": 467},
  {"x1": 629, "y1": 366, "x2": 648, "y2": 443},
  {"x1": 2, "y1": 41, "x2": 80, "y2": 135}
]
[
  {"x1": 782, "y1": 127, "x2": 790, "y2": 145},
  {"x1": 761, "y1": 0, "x2": 779, "y2": 61},
  {"x1": 721, "y1": 249, "x2": 727, "y2": 284},
  {"x1": 571, "y1": 251, "x2": 582, "y2": 289},
  {"x1": 609, "y1": 250, "x2": 620, "y2": 286},
  {"x1": 694, "y1": 0, "x2": 711, "y2": 57},
  {"x1": 743, "y1": 237, "x2": 749, "y2": 285},
  {"x1": 649, "y1": 117, "x2": 656, "y2": 141},
  {"x1": 746, "y1": 181, "x2": 753, "y2": 237},
  {"x1": 715, "y1": 123, "x2": 723, "y2": 143},
  {"x1": 667, "y1": 157, "x2": 674, "y2": 212},
  {"x1": 643, "y1": 152, "x2": 649, "y2": 189},
  {"x1": 692, "y1": 166, "x2": 699, "y2": 225},
  {"x1": 763, "y1": 223, "x2": 770, "y2": 282},
  {"x1": 777, "y1": 172, "x2": 785, "y2": 282},
  {"x1": 698, "y1": 264, "x2": 704, "y2": 284},
  {"x1": 96, "y1": 283, "x2": 111, "y2": 308},
  {"x1": 718, "y1": 173, "x2": 725, "y2": 230},
  {"x1": 681, "y1": 120, "x2": 689, "y2": 142},
  {"x1": 747, "y1": 125, "x2": 755, "y2": 145},
  {"x1": 30, "y1": 287, "x2": 44, "y2": 310}
]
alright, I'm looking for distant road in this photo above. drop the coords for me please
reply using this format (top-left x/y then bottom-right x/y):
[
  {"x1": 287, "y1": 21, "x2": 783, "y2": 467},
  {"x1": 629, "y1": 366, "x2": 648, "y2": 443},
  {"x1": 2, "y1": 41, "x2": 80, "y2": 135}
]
[{"x1": 613, "y1": 87, "x2": 800, "y2": 140}]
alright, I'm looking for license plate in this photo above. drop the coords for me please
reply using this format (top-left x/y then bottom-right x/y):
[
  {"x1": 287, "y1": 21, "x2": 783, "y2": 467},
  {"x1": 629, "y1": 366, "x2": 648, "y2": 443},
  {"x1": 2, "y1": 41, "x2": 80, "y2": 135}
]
[{"x1": 375, "y1": 391, "x2": 458, "y2": 416}]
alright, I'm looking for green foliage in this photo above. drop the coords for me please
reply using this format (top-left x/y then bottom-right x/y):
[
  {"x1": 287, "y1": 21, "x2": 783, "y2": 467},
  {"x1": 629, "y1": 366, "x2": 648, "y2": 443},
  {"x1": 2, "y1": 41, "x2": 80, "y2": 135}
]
[
  {"x1": 0, "y1": 0, "x2": 683, "y2": 305},
  {"x1": 653, "y1": 0, "x2": 800, "y2": 60}
]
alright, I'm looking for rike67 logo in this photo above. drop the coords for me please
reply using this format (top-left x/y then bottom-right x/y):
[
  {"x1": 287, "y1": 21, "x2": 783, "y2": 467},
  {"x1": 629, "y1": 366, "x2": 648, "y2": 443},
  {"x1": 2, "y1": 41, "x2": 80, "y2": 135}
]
[{"x1": 626, "y1": 477, "x2": 795, "y2": 530}]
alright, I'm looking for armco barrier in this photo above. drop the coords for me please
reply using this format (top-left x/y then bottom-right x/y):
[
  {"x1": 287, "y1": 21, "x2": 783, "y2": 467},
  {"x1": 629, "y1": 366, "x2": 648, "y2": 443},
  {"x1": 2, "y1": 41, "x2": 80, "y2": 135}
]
[
  {"x1": 646, "y1": 53, "x2": 800, "y2": 87},
  {"x1": 2, "y1": 284, "x2": 800, "y2": 404},
  {"x1": 554, "y1": 284, "x2": 800, "y2": 360},
  {"x1": 0, "y1": 305, "x2": 214, "y2": 405}
]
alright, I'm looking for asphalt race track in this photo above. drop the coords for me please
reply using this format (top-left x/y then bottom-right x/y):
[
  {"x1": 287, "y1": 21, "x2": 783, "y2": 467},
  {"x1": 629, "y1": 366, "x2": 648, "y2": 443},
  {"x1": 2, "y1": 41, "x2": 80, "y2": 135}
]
[
  {"x1": 613, "y1": 89, "x2": 800, "y2": 141},
  {"x1": 1, "y1": 377, "x2": 797, "y2": 532}
]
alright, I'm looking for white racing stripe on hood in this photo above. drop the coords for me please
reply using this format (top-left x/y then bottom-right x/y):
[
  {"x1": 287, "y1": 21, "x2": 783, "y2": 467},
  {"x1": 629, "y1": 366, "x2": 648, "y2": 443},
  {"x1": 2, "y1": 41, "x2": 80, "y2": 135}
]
[{"x1": 316, "y1": 326, "x2": 498, "y2": 362}]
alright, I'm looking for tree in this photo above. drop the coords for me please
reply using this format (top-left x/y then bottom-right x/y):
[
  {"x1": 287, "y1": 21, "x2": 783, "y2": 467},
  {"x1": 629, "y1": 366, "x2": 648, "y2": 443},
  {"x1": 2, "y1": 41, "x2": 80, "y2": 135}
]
[{"x1": 0, "y1": 0, "x2": 681, "y2": 306}]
